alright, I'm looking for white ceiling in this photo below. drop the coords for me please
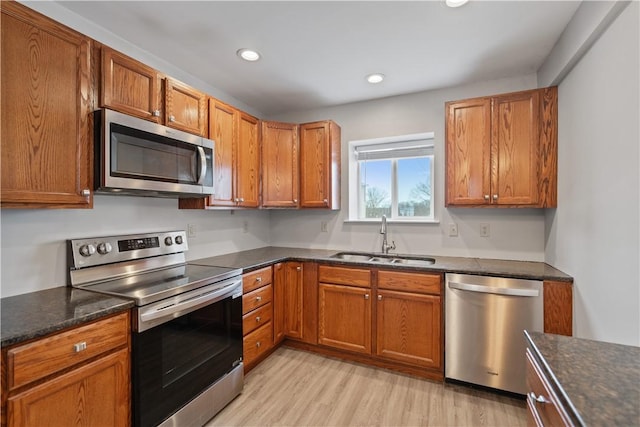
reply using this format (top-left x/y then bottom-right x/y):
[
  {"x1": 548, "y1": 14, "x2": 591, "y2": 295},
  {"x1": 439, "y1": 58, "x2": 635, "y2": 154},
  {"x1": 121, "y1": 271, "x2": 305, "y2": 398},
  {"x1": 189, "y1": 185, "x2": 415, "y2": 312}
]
[{"x1": 56, "y1": 1, "x2": 581, "y2": 116}]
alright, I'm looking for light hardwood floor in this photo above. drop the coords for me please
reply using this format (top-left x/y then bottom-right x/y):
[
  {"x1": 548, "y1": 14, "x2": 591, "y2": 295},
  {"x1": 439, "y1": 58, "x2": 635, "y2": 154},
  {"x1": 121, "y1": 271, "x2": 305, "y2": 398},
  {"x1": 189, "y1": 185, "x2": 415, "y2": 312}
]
[{"x1": 208, "y1": 347, "x2": 526, "y2": 426}]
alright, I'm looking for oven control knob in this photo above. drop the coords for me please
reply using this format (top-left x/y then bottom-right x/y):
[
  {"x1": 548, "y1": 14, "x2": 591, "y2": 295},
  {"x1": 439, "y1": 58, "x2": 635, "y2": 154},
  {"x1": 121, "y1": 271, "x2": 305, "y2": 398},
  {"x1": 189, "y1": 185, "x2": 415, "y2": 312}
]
[
  {"x1": 175, "y1": 235, "x2": 183, "y2": 245},
  {"x1": 164, "y1": 237, "x2": 173, "y2": 246},
  {"x1": 79, "y1": 244, "x2": 96, "y2": 257},
  {"x1": 97, "y1": 242, "x2": 112, "y2": 255}
]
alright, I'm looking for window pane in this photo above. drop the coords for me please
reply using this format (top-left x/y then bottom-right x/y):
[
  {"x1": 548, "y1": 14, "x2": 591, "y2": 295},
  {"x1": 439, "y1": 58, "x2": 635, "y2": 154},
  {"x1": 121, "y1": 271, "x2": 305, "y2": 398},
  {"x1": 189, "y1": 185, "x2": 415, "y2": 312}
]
[
  {"x1": 360, "y1": 160, "x2": 391, "y2": 219},
  {"x1": 397, "y1": 157, "x2": 432, "y2": 218}
]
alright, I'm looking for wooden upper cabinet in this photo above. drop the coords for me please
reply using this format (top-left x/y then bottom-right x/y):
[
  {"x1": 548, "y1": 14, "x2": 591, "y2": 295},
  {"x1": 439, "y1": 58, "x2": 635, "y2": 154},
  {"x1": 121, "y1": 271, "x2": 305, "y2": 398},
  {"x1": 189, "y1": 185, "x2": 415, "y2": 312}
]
[
  {"x1": 1, "y1": 1, "x2": 93, "y2": 208},
  {"x1": 101, "y1": 47, "x2": 162, "y2": 122},
  {"x1": 236, "y1": 111, "x2": 261, "y2": 207},
  {"x1": 208, "y1": 98, "x2": 237, "y2": 207},
  {"x1": 261, "y1": 121, "x2": 299, "y2": 208},
  {"x1": 299, "y1": 120, "x2": 341, "y2": 209},
  {"x1": 445, "y1": 86, "x2": 557, "y2": 208},
  {"x1": 164, "y1": 77, "x2": 207, "y2": 136}
]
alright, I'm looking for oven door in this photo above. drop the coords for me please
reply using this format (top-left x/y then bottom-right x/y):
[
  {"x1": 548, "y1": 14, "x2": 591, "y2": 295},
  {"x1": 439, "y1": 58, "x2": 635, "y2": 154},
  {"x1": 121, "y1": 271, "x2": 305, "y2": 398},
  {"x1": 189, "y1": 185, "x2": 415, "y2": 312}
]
[{"x1": 132, "y1": 280, "x2": 243, "y2": 427}]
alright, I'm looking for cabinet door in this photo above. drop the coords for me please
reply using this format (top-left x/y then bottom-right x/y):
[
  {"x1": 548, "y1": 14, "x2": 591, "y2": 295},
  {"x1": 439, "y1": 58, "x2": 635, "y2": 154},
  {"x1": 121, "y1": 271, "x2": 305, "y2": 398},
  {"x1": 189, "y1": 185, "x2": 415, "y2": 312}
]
[
  {"x1": 283, "y1": 262, "x2": 304, "y2": 339},
  {"x1": 376, "y1": 290, "x2": 441, "y2": 368},
  {"x1": 272, "y1": 263, "x2": 286, "y2": 344},
  {"x1": 101, "y1": 47, "x2": 162, "y2": 122},
  {"x1": 445, "y1": 97, "x2": 491, "y2": 206},
  {"x1": 261, "y1": 121, "x2": 299, "y2": 208},
  {"x1": 492, "y1": 91, "x2": 540, "y2": 205},
  {"x1": 318, "y1": 283, "x2": 371, "y2": 354},
  {"x1": 236, "y1": 112, "x2": 261, "y2": 208},
  {"x1": 7, "y1": 348, "x2": 130, "y2": 427},
  {"x1": 1, "y1": 2, "x2": 92, "y2": 208},
  {"x1": 165, "y1": 77, "x2": 207, "y2": 136},
  {"x1": 299, "y1": 121, "x2": 341, "y2": 209},
  {"x1": 209, "y1": 99, "x2": 237, "y2": 206}
]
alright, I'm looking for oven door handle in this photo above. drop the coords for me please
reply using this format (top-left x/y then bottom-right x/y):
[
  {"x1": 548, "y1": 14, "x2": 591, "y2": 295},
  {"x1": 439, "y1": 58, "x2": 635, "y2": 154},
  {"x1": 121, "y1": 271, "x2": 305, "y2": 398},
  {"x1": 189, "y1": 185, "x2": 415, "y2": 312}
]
[{"x1": 139, "y1": 280, "x2": 241, "y2": 324}]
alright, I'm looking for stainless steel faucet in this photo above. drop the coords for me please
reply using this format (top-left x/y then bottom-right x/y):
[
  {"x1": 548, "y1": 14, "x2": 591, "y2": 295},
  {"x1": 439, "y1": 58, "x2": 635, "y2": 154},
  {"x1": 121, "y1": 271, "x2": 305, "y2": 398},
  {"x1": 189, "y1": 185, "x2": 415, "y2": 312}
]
[{"x1": 380, "y1": 215, "x2": 396, "y2": 254}]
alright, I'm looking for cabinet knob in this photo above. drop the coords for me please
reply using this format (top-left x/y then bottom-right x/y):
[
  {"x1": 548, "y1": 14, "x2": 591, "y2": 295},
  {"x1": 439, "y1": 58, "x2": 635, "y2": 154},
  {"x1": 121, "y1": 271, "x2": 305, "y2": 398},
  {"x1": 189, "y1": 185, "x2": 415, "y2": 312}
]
[
  {"x1": 378, "y1": 295, "x2": 382, "y2": 301},
  {"x1": 256, "y1": 341, "x2": 261, "y2": 348},
  {"x1": 169, "y1": 115, "x2": 176, "y2": 122},
  {"x1": 256, "y1": 277, "x2": 262, "y2": 282},
  {"x1": 256, "y1": 316, "x2": 261, "y2": 322},
  {"x1": 323, "y1": 199, "x2": 328, "y2": 204},
  {"x1": 240, "y1": 198, "x2": 245, "y2": 202},
  {"x1": 81, "y1": 189, "x2": 91, "y2": 197},
  {"x1": 484, "y1": 194, "x2": 490, "y2": 201},
  {"x1": 73, "y1": 342, "x2": 87, "y2": 353},
  {"x1": 256, "y1": 296, "x2": 262, "y2": 302},
  {"x1": 296, "y1": 266, "x2": 301, "y2": 271},
  {"x1": 293, "y1": 199, "x2": 298, "y2": 203},
  {"x1": 364, "y1": 294, "x2": 370, "y2": 300},
  {"x1": 492, "y1": 194, "x2": 498, "y2": 200},
  {"x1": 234, "y1": 198, "x2": 239, "y2": 202},
  {"x1": 153, "y1": 110, "x2": 161, "y2": 117}
]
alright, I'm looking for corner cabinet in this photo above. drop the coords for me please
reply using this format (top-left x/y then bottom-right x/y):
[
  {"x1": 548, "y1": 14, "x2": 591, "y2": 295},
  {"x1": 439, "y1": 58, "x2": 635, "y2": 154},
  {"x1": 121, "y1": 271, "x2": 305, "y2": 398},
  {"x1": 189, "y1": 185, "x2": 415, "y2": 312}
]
[
  {"x1": 299, "y1": 121, "x2": 341, "y2": 209},
  {"x1": 261, "y1": 121, "x2": 300, "y2": 208},
  {"x1": 445, "y1": 86, "x2": 557, "y2": 208},
  {"x1": 1, "y1": 312, "x2": 131, "y2": 427},
  {"x1": 1, "y1": 1, "x2": 93, "y2": 208}
]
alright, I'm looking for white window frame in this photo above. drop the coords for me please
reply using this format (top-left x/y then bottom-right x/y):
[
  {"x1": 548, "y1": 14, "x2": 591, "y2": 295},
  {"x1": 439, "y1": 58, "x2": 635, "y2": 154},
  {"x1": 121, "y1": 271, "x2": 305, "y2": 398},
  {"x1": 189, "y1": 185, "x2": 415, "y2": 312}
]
[{"x1": 347, "y1": 132, "x2": 436, "y2": 223}]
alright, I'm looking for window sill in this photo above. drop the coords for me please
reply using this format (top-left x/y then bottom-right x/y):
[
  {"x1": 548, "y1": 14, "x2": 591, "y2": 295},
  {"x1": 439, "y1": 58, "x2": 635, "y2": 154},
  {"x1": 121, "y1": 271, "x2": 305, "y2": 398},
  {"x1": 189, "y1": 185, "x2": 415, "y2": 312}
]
[{"x1": 344, "y1": 219, "x2": 440, "y2": 225}]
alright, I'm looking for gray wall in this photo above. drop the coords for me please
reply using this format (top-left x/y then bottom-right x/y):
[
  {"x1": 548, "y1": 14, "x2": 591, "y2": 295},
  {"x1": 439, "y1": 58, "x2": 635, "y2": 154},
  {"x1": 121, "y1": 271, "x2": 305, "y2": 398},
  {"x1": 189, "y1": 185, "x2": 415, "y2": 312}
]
[
  {"x1": 544, "y1": 2, "x2": 640, "y2": 346},
  {"x1": 268, "y1": 74, "x2": 547, "y2": 260}
]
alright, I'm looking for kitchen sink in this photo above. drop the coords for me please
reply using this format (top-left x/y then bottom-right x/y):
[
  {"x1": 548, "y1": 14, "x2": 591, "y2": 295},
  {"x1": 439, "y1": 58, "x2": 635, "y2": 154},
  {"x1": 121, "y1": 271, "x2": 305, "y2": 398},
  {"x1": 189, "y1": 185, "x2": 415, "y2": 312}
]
[{"x1": 330, "y1": 252, "x2": 435, "y2": 266}]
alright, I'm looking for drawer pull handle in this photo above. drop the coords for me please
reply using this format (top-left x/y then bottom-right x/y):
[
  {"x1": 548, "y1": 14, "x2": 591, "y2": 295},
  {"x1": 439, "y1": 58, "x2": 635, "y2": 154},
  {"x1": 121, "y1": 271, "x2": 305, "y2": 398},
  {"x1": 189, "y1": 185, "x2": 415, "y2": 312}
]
[
  {"x1": 528, "y1": 392, "x2": 549, "y2": 404},
  {"x1": 73, "y1": 342, "x2": 87, "y2": 353},
  {"x1": 256, "y1": 277, "x2": 262, "y2": 282},
  {"x1": 256, "y1": 296, "x2": 262, "y2": 302},
  {"x1": 256, "y1": 316, "x2": 262, "y2": 322},
  {"x1": 256, "y1": 341, "x2": 261, "y2": 348}
]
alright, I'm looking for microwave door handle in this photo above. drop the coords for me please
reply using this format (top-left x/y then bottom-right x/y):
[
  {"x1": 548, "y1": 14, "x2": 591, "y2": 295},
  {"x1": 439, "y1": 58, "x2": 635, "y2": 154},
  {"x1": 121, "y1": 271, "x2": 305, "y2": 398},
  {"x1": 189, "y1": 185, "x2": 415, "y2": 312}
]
[{"x1": 196, "y1": 146, "x2": 207, "y2": 185}]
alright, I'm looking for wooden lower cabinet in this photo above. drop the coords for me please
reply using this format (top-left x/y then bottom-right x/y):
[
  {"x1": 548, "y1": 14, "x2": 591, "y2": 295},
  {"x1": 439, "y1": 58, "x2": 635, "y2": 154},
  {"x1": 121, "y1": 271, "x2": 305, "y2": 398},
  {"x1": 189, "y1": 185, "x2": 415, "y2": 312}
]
[
  {"x1": 282, "y1": 262, "x2": 304, "y2": 340},
  {"x1": 241, "y1": 266, "x2": 274, "y2": 371},
  {"x1": 1, "y1": 312, "x2": 131, "y2": 427},
  {"x1": 318, "y1": 283, "x2": 371, "y2": 354},
  {"x1": 526, "y1": 349, "x2": 572, "y2": 426},
  {"x1": 376, "y1": 289, "x2": 441, "y2": 368}
]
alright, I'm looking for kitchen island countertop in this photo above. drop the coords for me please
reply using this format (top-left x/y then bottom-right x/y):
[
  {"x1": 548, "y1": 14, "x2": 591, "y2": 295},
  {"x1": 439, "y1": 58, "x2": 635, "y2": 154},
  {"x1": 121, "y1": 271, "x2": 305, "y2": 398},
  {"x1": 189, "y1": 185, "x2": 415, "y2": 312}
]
[{"x1": 525, "y1": 330, "x2": 640, "y2": 426}]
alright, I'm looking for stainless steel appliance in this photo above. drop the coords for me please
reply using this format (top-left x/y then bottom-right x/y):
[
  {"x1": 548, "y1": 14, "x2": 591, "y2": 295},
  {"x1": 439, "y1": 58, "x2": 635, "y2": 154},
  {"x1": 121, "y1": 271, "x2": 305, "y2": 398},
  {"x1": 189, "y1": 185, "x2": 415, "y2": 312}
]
[
  {"x1": 445, "y1": 273, "x2": 543, "y2": 395},
  {"x1": 95, "y1": 109, "x2": 215, "y2": 197},
  {"x1": 69, "y1": 231, "x2": 243, "y2": 427}
]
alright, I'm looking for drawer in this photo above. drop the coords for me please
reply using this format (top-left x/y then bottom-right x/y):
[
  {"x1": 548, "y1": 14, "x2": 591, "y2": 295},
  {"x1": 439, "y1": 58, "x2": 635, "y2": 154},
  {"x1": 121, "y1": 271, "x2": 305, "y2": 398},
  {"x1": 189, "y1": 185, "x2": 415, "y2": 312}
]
[
  {"x1": 243, "y1": 302, "x2": 273, "y2": 336},
  {"x1": 378, "y1": 270, "x2": 441, "y2": 295},
  {"x1": 243, "y1": 322, "x2": 273, "y2": 367},
  {"x1": 526, "y1": 349, "x2": 571, "y2": 426},
  {"x1": 242, "y1": 284, "x2": 273, "y2": 314},
  {"x1": 7, "y1": 311, "x2": 129, "y2": 390},
  {"x1": 319, "y1": 265, "x2": 370, "y2": 288},
  {"x1": 243, "y1": 266, "x2": 273, "y2": 293}
]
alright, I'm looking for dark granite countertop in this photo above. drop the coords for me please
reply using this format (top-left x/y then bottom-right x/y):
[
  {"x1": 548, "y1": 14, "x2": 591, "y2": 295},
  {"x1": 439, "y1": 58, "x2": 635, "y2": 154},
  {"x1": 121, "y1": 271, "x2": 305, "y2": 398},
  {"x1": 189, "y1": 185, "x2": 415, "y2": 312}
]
[
  {"x1": 189, "y1": 246, "x2": 573, "y2": 282},
  {"x1": 1, "y1": 287, "x2": 134, "y2": 348},
  {"x1": 525, "y1": 331, "x2": 640, "y2": 426}
]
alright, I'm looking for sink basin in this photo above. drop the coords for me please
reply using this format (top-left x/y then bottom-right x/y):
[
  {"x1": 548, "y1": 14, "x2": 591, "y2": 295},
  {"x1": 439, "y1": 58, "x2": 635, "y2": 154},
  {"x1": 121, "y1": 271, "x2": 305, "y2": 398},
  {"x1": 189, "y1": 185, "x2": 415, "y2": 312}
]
[
  {"x1": 330, "y1": 252, "x2": 435, "y2": 266},
  {"x1": 391, "y1": 257, "x2": 436, "y2": 266}
]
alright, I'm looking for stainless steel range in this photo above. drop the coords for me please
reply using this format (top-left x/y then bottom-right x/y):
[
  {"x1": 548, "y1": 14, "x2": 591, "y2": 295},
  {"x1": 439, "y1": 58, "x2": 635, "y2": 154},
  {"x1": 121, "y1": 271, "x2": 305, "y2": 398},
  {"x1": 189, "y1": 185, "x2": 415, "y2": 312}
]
[{"x1": 68, "y1": 231, "x2": 243, "y2": 427}]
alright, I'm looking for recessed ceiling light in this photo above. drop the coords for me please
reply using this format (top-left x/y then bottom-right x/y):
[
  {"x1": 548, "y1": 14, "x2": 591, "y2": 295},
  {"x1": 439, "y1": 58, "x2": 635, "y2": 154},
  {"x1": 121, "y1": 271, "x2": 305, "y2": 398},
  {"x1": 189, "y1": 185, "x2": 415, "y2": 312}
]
[
  {"x1": 237, "y1": 48, "x2": 261, "y2": 62},
  {"x1": 366, "y1": 73, "x2": 385, "y2": 84},
  {"x1": 445, "y1": 0, "x2": 469, "y2": 8}
]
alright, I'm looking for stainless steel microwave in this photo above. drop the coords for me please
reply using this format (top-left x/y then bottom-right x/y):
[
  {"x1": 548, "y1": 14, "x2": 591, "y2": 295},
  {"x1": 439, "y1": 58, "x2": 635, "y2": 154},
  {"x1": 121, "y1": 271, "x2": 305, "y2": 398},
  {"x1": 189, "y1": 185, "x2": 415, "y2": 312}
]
[{"x1": 95, "y1": 109, "x2": 214, "y2": 198}]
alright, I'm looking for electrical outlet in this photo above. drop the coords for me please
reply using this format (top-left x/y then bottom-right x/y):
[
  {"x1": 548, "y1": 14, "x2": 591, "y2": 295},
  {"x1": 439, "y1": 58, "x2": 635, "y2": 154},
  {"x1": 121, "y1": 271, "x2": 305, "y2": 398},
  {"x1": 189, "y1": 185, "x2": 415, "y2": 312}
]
[
  {"x1": 242, "y1": 220, "x2": 249, "y2": 233},
  {"x1": 187, "y1": 224, "x2": 196, "y2": 238},
  {"x1": 480, "y1": 223, "x2": 490, "y2": 237},
  {"x1": 448, "y1": 223, "x2": 458, "y2": 237},
  {"x1": 320, "y1": 221, "x2": 328, "y2": 232}
]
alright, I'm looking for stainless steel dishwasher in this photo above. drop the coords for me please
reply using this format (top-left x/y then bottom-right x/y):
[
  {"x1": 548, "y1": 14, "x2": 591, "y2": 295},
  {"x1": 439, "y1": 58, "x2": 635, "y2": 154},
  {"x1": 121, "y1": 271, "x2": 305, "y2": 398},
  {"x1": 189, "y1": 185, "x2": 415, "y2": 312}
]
[{"x1": 445, "y1": 273, "x2": 543, "y2": 395}]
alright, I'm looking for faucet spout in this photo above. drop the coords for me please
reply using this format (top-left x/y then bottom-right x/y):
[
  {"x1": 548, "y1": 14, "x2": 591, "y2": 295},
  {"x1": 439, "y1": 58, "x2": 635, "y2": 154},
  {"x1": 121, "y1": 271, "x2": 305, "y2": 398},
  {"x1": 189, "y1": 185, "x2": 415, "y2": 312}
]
[{"x1": 380, "y1": 215, "x2": 395, "y2": 254}]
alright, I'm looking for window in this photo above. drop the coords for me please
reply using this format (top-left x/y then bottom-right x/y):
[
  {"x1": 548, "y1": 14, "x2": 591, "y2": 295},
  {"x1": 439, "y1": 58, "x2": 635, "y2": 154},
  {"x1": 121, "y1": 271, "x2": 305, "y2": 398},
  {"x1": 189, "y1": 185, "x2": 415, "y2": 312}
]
[{"x1": 348, "y1": 132, "x2": 435, "y2": 221}]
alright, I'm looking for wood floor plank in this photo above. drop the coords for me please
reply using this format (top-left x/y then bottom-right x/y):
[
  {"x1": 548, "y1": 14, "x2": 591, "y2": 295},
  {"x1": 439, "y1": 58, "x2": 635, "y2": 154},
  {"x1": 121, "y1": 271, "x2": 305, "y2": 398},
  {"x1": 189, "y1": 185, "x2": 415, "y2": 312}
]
[{"x1": 207, "y1": 347, "x2": 526, "y2": 426}]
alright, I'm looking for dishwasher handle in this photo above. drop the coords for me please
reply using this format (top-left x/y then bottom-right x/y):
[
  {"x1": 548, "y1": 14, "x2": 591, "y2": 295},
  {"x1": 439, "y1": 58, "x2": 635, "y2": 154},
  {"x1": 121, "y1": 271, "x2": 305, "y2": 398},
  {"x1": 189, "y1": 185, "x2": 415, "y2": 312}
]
[{"x1": 448, "y1": 281, "x2": 540, "y2": 297}]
